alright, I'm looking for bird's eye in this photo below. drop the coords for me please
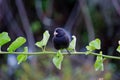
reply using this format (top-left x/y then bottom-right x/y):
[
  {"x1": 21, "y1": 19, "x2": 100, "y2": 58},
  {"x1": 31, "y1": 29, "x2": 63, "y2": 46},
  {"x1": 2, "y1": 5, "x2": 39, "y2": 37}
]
[
  {"x1": 56, "y1": 29, "x2": 63, "y2": 33},
  {"x1": 56, "y1": 30, "x2": 58, "y2": 32},
  {"x1": 56, "y1": 29, "x2": 61, "y2": 32}
]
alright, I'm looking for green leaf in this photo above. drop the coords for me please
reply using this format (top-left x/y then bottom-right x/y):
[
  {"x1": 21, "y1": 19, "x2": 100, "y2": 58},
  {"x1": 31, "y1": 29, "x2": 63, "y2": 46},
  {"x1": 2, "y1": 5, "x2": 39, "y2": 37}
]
[
  {"x1": 17, "y1": 54, "x2": 27, "y2": 64},
  {"x1": 68, "y1": 35, "x2": 76, "y2": 51},
  {"x1": 7, "y1": 37, "x2": 26, "y2": 52},
  {"x1": 0, "y1": 32, "x2": 11, "y2": 46},
  {"x1": 35, "y1": 30, "x2": 50, "y2": 48},
  {"x1": 53, "y1": 50, "x2": 64, "y2": 70},
  {"x1": 86, "y1": 38, "x2": 101, "y2": 51},
  {"x1": 117, "y1": 46, "x2": 120, "y2": 53},
  {"x1": 94, "y1": 51, "x2": 104, "y2": 71},
  {"x1": 42, "y1": 30, "x2": 50, "y2": 46},
  {"x1": 17, "y1": 47, "x2": 28, "y2": 64},
  {"x1": 89, "y1": 38, "x2": 101, "y2": 50},
  {"x1": 86, "y1": 46, "x2": 96, "y2": 51},
  {"x1": 35, "y1": 41, "x2": 43, "y2": 48}
]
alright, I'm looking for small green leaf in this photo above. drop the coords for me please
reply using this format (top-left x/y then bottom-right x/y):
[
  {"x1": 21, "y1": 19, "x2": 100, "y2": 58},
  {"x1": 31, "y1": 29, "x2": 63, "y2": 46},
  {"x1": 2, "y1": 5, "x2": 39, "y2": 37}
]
[
  {"x1": 35, "y1": 30, "x2": 50, "y2": 48},
  {"x1": 35, "y1": 41, "x2": 43, "y2": 48},
  {"x1": 68, "y1": 35, "x2": 76, "y2": 51},
  {"x1": 86, "y1": 46, "x2": 96, "y2": 51},
  {"x1": 7, "y1": 37, "x2": 26, "y2": 52},
  {"x1": 89, "y1": 38, "x2": 101, "y2": 50},
  {"x1": 86, "y1": 38, "x2": 101, "y2": 51},
  {"x1": 94, "y1": 51, "x2": 104, "y2": 71},
  {"x1": 0, "y1": 32, "x2": 11, "y2": 46},
  {"x1": 42, "y1": 30, "x2": 50, "y2": 46},
  {"x1": 117, "y1": 46, "x2": 120, "y2": 53},
  {"x1": 17, "y1": 47, "x2": 28, "y2": 64},
  {"x1": 17, "y1": 54, "x2": 27, "y2": 64},
  {"x1": 53, "y1": 50, "x2": 64, "y2": 70}
]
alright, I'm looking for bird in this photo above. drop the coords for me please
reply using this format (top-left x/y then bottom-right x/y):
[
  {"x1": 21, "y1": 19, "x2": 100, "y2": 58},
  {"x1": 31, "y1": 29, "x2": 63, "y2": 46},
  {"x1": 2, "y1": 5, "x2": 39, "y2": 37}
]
[{"x1": 52, "y1": 27, "x2": 71, "y2": 54}]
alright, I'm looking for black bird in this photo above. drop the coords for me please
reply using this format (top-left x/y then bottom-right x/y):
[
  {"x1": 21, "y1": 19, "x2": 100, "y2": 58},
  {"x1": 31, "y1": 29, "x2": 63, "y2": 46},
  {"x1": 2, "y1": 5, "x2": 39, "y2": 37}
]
[{"x1": 52, "y1": 28, "x2": 71, "y2": 54}]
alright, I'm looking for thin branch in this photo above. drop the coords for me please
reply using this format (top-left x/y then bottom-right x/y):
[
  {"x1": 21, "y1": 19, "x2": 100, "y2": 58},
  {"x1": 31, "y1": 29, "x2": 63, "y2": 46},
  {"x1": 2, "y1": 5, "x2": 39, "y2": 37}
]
[
  {"x1": 112, "y1": 0, "x2": 120, "y2": 16},
  {"x1": 79, "y1": 0, "x2": 95, "y2": 41},
  {"x1": 35, "y1": 0, "x2": 55, "y2": 28},
  {"x1": 99, "y1": 0, "x2": 113, "y2": 37},
  {"x1": 3, "y1": 0, "x2": 24, "y2": 36},
  {"x1": 46, "y1": 0, "x2": 53, "y2": 17},
  {"x1": 15, "y1": 0, "x2": 35, "y2": 52},
  {"x1": 0, "y1": 51, "x2": 120, "y2": 60},
  {"x1": 64, "y1": 1, "x2": 80, "y2": 33}
]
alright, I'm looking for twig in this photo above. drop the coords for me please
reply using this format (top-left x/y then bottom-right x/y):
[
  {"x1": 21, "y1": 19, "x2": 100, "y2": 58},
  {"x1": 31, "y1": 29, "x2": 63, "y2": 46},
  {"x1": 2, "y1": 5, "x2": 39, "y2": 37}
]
[
  {"x1": 35, "y1": 0, "x2": 54, "y2": 28},
  {"x1": 112, "y1": 0, "x2": 120, "y2": 16},
  {"x1": 0, "y1": 51, "x2": 120, "y2": 60},
  {"x1": 3, "y1": 0, "x2": 24, "y2": 36},
  {"x1": 15, "y1": 0, "x2": 35, "y2": 51},
  {"x1": 79, "y1": 0, "x2": 95, "y2": 41},
  {"x1": 64, "y1": 1, "x2": 80, "y2": 33}
]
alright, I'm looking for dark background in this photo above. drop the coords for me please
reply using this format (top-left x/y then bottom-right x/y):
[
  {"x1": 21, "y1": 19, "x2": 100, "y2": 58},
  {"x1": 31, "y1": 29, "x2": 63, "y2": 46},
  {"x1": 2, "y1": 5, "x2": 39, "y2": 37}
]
[{"x1": 0, "y1": 0, "x2": 120, "y2": 80}]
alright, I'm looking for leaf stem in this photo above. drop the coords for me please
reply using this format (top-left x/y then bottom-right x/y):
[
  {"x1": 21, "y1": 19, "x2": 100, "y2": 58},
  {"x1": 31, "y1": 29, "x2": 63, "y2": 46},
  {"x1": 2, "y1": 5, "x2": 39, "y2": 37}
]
[
  {"x1": 43, "y1": 46, "x2": 46, "y2": 52},
  {"x1": 0, "y1": 51, "x2": 120, "y2": 60},
  {"x1": 0, "y1": 46, "x2": 1, "y2": 52}
]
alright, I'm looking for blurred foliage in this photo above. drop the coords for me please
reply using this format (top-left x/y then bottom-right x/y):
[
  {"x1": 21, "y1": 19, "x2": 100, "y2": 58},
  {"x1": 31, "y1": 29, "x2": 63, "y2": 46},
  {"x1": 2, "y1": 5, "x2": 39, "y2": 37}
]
[
  {"x1": 41, "y1": 0, "x2": 48, "y2": 12},
  {"x1": 10, "y1": 56, "x2": 115, "y2": 80},
  {"x1": 31, "y1": 21, "x2": 41, "y2": 33}
]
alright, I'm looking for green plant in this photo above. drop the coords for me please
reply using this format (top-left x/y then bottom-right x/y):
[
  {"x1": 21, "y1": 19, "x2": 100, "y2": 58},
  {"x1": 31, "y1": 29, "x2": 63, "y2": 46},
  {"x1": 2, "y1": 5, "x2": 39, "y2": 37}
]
[{"x1": 0, "y1": 31, "x2": 120, "y2": 71}]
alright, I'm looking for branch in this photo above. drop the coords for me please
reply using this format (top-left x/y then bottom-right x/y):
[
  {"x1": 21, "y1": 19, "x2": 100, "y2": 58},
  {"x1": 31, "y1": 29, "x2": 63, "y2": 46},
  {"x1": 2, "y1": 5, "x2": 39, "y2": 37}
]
[
  {"x1": 79, "y1": 0, "x2": 95, "y2": 41},
  {"x1": 3, "y1": 0, "x2": 24, "y2": 36},
  {"x1": 15, "y1": 0, "x2": 35, "y2": 51},
  {"x1": 112, "y1": 0, "x2": 120, "y2": 16},
  {"x1": 0, "y1": 51, "x2": 120, "y2": 60},
  {"x1": 35, "y1": 0, "x2": 55, "y2": 28},
  {"x1": 64, "y1": 1, "x2": 80, "y2": 33}
]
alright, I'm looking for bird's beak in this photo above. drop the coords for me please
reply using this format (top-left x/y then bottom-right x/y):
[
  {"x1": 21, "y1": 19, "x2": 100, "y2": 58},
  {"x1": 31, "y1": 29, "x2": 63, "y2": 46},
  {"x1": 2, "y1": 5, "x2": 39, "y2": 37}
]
[{"x1": 54, "y1": 31, "x2": 58, "y2": 36}]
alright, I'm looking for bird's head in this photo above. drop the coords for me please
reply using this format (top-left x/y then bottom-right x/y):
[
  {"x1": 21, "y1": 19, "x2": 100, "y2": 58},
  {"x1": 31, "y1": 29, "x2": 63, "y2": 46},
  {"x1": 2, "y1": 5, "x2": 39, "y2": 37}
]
[{"x1": 54, "y1": 28, "x2": 65, "y2": 37}]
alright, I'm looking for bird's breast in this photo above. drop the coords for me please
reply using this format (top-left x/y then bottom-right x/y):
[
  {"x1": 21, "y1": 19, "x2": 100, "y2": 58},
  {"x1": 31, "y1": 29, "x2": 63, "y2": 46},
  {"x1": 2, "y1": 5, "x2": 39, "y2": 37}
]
[{"x1": 53, "y1": 36, "x2": 70, "y2": 50}]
